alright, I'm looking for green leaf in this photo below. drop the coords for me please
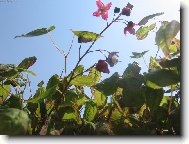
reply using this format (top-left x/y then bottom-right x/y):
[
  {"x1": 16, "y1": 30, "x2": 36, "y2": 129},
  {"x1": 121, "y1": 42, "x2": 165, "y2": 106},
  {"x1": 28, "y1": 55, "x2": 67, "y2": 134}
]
[
  {"x1": 46, "y1": 74, "x2": 60, "y2": 89},
  {"x1": 144, "y1": 87, "x2": 164, "y2": 112},
  {"x1": 0, "y1": 108, "x2": 30, "y2": 135},
  {"x1": 64, "y1": 90, "x2": 88, "y2": 107},
  {"x1": 95, "y1": 72, "x2": 120, "y2": 96},
  {"x1": 37, "y1": 81, "x2": 44, "y2": 87},
  {"x1": 18, "y1": 56, "x2": 37, "y2": 69},
  {"x1": 136, "y1": 23, "x2": 156, "y2": 40},
  {"x1": 93, "y1": 89, "x2": 107, "y2": 108},
  {"x1": 145, "y1": 69, "x2": 180, "y2": 89},
  {"x1": 15, "y1": 26, "x2": 55, "y2": 38},
  {"x1": 130, "y1": 50, "x2": 149, "y2": 59},
  {"x1": 155, "y1": 20, "x2": 180, "y2": 57},
  {"x1": 169, "y1": 38, "x2": 180, "y2": 54},
  {"x1": 138, "y1": 12, "x2": 164, "y2": 26},
  {"x1": 0, "y1": 85, "x2": 10, "y2": 104},
  {"x1": 110, "y1": 107, "x2": 122, "y2": 122},
  {"x1": 84, "y1": 101, "x2": 97, "y2": 122},
  {"x1": 61, "y1": 107, "x2": 78, "y2": 122},
  {"x1": 27, "y1": 85, "x2": 58, "y2": 103},
  {"x1": 71, "y1": 30, "x2": 102, "y2": 43},
  {"x1": 67, "y1": 65, "x2": 84, "y2": 81}
]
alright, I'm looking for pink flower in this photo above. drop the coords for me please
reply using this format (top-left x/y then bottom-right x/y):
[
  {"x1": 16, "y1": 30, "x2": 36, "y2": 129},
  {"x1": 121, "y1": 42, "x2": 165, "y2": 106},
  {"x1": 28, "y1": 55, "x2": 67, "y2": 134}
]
[
  {"x1": 124, "y1": 21, "x2": 137, "y2": 35},
  {"x1": 93, "y1": 0, "x2": 112, "y2": 20},
  {"x1": 96, "y1": 60, "x2": 110, "y2": 74}
]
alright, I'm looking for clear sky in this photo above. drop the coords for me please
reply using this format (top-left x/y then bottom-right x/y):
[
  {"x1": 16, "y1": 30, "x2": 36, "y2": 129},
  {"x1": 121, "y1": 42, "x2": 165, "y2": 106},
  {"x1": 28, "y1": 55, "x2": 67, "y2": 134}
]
[{"x1": 0, "y1": 0, "x2": 180, "y2": 99}]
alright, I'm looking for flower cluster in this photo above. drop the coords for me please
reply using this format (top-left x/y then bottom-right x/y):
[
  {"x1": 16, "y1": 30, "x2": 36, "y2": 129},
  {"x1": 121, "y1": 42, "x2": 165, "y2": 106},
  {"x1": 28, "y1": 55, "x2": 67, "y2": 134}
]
[{"x1": 95, "y1": 52, "x2": 119, "y2": 74}]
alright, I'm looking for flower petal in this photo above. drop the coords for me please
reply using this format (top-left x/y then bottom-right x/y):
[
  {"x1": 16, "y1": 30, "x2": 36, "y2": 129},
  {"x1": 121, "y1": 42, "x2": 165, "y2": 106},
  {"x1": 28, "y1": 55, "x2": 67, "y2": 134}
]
[
  {"x1": 105, "y1": 2, "x2": 112, "y2": 10},
  {"x1": 101, "y1": 12, "x2": 108, "y2": 20},
  {"x1": 93, "y1": 10, "x2": 101, "y2": 16},
  {"x1": 96, "y1": 0, "x2": 104, "y2": 8}
]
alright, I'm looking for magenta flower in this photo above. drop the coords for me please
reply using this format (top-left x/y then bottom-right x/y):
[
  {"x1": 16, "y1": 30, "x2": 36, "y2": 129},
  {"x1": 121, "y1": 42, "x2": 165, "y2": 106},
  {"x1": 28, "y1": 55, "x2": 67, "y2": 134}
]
[
  {"x1": 122, "y1": 3, "x2": 133, "y2": 16},
  {"x1": 124, "y1": 21, "x2": 137, "y2": 35},
  {"x1": 96, "y1": 60, "x2": 110, "y2": 74},
  {"x1": 93, "y1": 0, "x2": 112, "y2": 20}
]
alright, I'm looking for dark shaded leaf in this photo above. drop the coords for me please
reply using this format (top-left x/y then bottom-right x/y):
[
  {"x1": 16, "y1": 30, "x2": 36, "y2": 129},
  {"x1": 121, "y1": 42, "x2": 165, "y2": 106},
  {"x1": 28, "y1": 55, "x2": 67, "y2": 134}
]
[
  {"x1": 15, "y1": 26, "x2": 55, "y2": 38},
  {"x1": 95, "y1": 72, "x2": 120, "y2": 96},
  {"x1": 145, "y1": 69, "x2": 180, "y2": 89},
  {"x1": 130, "y1": 50, "x2": 149, "y2": 58},
  {"x1": 123, "y1": 62, "x2": 141, "y2": 78},
  {"x1": 144, "y1": 87, "x2": 164, "y2": 112},
  {"x1": 18, "y1": 56, "x2": 37, "y2": 69},
  {"x1": 138, "y1": 12, "x2": 164, "y2": 26},
  {"x1": 46, "y1": 74, "x2": 60, "y2": 89}
]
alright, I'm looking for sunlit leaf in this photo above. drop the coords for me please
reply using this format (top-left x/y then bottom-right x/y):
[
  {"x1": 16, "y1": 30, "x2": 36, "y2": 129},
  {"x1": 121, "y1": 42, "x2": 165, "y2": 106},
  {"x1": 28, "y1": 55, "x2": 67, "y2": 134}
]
[
  {"x1": 138, "y1": 12, "x2": 164, "y2": 26},
  {"x1": 93, "y1": 89, "x2": 107, "y2": 107},
  {"x1": 15, "y1": 26, "x2": 55, "y2": 38},
  {"x1": 136, "y1": 23, "x2": 156, "y2": 40},
  {"x1": 130, "y1": 50, "x2": 149, "y2": 58},
  {"x1": 95, "y1": 72, "x2": 120, "y2": 96},
  {"x1": 145, "y1": 69, "x2": 180, "y2": 89},
  {"x1": 71, "y1": 30, "x2": 102, "y2": 43},
  {"x1": 70, "y1": 75, "x2": 96, "y2": 87},
  {"x1": 88, "y1": 67, "x2": 101, "y2": 85},
  {"x1": 149, "y1": 57, "x2": 162, "y2": 72},
  {"x1": 84, "y1": 101, "x2": 97, "y2": 122},
  {"x1": 0, "y1": 85, "x2": 10, "y2": 104},
  {"x1": 155, "y1": 20, "x2": 180, "y2": 57}
]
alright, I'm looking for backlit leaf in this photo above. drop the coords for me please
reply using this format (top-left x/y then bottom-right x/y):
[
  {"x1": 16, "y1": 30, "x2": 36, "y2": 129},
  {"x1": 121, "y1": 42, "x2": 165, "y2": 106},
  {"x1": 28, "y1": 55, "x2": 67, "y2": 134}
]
[
  {"x1": 71, "y1": 30, "x2": 102, "y2": 43},
  {"x1": 0, "y1": 85, "x2": 10, "y2": 104},
  {"x1": 136, "y1": 23, "x2": 156, "y2": 40},
  {"x1": 155, "y1": 20, "x2": 180, "y2": 57},
  {"x1": 93, "y1": 89, "x2": 107, "y2": 107},
  {"x1": 70, "y1": 75, "x2": 96, "y2": 87}
]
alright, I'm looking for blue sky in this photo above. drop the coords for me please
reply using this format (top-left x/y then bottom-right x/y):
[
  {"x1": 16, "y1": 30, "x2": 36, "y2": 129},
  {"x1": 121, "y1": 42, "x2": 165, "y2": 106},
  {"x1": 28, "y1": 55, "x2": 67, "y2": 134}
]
[{"x1": 0, "y1": 0, "x2": 180, "y2": 99}]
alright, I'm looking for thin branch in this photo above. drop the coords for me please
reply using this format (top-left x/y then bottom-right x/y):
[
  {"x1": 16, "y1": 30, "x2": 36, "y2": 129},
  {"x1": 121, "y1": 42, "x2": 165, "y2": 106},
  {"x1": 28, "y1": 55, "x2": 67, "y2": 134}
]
[
  {"x1": 142, "y1": 56, "x2": 149, "y2": 69},
  {"x1": 47, "y1": 32, "x2": 66, "y2": 57},
  {"x1": 66, "y1": 35, "x2": 75, "y2": 57}
]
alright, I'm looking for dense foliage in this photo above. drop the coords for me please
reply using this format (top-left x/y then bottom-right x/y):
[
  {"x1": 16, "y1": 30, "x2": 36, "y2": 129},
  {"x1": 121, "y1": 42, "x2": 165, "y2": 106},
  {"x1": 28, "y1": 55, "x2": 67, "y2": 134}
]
[{"x1": 0, "y1": 1, "x2": 180, "y2": 135}]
